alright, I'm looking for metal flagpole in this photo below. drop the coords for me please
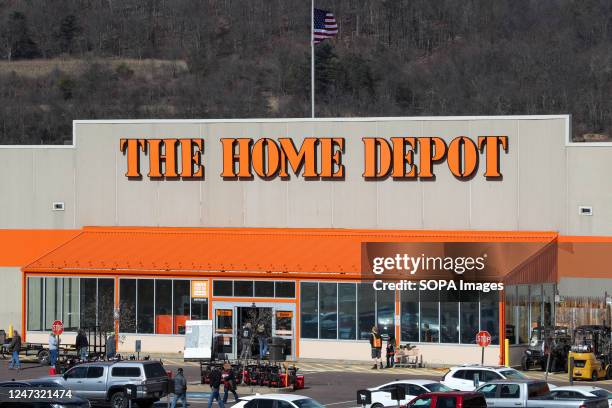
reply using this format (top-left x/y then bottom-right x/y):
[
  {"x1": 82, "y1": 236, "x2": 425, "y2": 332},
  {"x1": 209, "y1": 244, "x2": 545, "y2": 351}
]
[{"x1": 311, "y1": 0, "x2": 315, "y2": 118}]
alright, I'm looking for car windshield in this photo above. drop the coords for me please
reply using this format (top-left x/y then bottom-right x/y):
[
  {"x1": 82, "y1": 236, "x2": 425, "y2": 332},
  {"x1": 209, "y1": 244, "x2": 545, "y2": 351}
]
[
  {"x1": 424, "y1": 383, "x2": 453, "y2": 392},
  {"x1": 590, "y1": 390, "x2": 612, "y2": 399},
  {"x1": 294, "y1": 398, "x2": 325, "y2": 408},
  {"x1": 500, "y1": 369, "x2": 526, "y2": 379}
]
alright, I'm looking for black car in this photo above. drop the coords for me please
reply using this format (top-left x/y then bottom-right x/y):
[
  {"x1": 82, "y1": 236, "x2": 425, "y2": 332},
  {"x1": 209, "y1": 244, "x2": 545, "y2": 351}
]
[{"x1": 0, "y1": 379, "x2": 90, "y2": 408}]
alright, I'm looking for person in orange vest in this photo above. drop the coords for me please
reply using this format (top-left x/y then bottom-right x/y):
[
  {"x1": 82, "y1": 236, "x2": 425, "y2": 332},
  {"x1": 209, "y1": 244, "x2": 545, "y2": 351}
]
[{"x1": 369, "y1": 326, "x2": 383, "y2": 369}]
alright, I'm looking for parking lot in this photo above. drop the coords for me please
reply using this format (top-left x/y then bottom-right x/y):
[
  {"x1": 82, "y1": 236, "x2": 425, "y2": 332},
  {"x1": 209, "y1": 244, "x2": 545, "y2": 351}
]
[{"x1": 1, "y1": 356, "x2": 611, "y2": 407}]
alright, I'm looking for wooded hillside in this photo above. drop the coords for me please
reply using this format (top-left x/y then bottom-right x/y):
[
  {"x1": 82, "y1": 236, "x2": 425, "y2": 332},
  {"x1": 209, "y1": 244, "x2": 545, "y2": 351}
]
[{"x1": 1, "y1": 0, "x2": 611, "y2": 144}]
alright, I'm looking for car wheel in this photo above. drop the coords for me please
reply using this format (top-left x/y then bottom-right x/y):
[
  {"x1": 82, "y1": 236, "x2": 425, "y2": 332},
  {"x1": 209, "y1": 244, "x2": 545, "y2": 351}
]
[
  {"x1": 37, "y1": 350, "x2": 50, "y2": 365},
  {"x1": 591, "y1": 371, "x2": 598, "y2": 382},
  {"x1": 111, "y1": 391, "x2": 128, "y2": 408}
]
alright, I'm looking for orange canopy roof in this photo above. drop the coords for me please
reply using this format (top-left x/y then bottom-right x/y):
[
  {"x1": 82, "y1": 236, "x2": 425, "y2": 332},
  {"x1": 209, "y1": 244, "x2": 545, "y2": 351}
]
[
  {"x1": 0, "y1": 229, "x2": 80, "y2": 266},
  {"x1": 23, "y1": 227, "x2": 557, "y2": 279}
]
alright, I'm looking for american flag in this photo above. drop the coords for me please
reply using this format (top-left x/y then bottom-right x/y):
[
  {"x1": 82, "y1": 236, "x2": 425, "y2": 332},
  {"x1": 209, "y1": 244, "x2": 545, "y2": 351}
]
[{"x1": 313, "y1": 8, "x2": 338, "y2": 44}]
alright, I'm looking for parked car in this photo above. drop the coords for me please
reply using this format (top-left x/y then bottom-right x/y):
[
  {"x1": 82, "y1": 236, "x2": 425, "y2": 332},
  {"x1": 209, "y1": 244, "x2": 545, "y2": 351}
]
[
  {"x1": 475, "y1": 379, "x2": 608, "y2": 407},
  {"x1": 406, "y1": 391, "x2": 487, "y2": 407},
  {"x1": 0, "y1": 379, "x2": 90, "y2": 408},
  {"x1": 367, "y1": 380, "x2": 454, "y2": 407},
  {"x1": 441, "y1": 365, "x2": 527, "y2": 391},
  {"x1": 39, "y1": 360, "x2": 169, "y2": 408},
  {"x1": 547, "y1": 386, "x2": 612, "y2": 408},
  {"x1": 232, "y1": 393, "x2": 325, "y2": 408}
]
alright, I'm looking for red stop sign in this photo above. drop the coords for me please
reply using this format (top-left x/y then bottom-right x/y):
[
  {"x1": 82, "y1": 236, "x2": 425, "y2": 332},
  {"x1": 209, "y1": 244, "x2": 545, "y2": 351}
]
[
  {"x1": 476, "y1": 330, "x2": 491, "y2": 347},
  {"x1": 51, "y1": 320, "x2": 64, "y2": 335}
]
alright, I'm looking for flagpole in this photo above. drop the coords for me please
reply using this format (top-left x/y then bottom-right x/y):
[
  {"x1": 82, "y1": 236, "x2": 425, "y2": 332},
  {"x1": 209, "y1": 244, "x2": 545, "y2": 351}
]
[{"x1": 311, "y1": 0, "x2": 315, "y2": 118}]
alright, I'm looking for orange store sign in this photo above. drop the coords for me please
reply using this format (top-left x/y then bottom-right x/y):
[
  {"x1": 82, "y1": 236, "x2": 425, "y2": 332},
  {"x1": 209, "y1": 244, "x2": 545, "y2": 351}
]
[
  {"x1": 191, "y1": 280, "x2": 208, "y2": 298},
  {"x1": 120, "y1": 136, "x2": 508, "y2": 180}
]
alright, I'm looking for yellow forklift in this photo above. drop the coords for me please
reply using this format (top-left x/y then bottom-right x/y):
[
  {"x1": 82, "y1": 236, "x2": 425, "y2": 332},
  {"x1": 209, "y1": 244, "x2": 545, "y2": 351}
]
[{"x1": 568, "y1": 325, "x2": 612, "y2": 381}]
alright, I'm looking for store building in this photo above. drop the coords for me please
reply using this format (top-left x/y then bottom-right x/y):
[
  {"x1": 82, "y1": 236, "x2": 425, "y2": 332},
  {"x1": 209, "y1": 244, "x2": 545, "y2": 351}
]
[{"x1": 1, "y1": 116, "x2": 612, "y2": 366}]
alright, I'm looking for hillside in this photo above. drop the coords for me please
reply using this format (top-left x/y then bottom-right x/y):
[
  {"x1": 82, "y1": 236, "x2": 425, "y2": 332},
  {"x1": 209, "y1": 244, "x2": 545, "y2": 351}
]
[{"x1": 0, "y1": 0, "x2": 611, "y2": 144}]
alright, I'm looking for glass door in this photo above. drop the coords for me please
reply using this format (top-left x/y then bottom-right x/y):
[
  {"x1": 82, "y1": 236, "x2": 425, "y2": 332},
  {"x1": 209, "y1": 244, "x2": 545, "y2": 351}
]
[
  {"x1": 274, "y1": 309, "x2": 294, "y2": 359},
  {"x1": 215, "y1": 309, "x2": 234, "y2": 358}
]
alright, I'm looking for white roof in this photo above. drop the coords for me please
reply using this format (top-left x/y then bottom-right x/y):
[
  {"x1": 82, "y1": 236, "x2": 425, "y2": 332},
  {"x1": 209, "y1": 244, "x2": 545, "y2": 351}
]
[
  {"x1": 369, "y1": 379, "x2": 440, "y2": 391},
  {"x1": 240, "y1": 394, "x2": 312, "y2": 402},
  {"x1": 552, "y1": 386, "x2": 609, "y2": 394}
]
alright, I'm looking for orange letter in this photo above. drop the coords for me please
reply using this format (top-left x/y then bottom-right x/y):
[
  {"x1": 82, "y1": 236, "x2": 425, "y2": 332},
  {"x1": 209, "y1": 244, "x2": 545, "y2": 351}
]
[
  {"x1": 418, "y1": 137, "x2": 447, "y2": 178},
  {"x1": 478, "y1": 136, "x2": 508, "y2": 177},
  {"x1": 362, "y1": 138, "x2": 392, "y2": 178},
  {"x1": 180, "y1": 139, "x2": 204, "y2": 178},
  {"x1": 278, "y1": 138, "x2": 318, "y2": 178},
  {"x1": 392, "y1": 137, "x2": 417, "y2": 178},
  {"x1": 147, "y1": 139, "x2": 178, "y2": 177},
  {"x1": 221, "y1": 138, "x2": 252, "y2": 177},
  {"x1": 320, "y1": 138, "x2": 344, "y2": 178},
  {"x1": 119, "y1": 138, "x2": 146, "y2": 177},
  {"x1": 252, "y1": 138, "x2": 281, "y2": 178},
  {"x1": 447, "y1": 137, "x2": 479, "y2": 178}
]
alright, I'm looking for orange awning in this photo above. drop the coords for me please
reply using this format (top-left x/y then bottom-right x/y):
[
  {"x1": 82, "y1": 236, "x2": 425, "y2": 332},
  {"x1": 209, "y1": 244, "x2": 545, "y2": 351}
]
[
  {"x1": 23, "y1": 226, "x2": 558, "y2": 280},
  {"x1": 0, "y1": 229, "x2": 81, "y2": 266}
]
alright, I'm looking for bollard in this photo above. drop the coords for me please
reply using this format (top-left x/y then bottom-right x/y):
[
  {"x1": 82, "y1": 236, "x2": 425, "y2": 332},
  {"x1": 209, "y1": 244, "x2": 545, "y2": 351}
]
[{"x1": 504, "y1": 339, "x2": 510, "y2": 367}]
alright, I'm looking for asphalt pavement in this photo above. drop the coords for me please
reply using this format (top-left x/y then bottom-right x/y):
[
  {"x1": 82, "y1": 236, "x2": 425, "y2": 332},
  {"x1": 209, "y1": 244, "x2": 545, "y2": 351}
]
[{"x1": 0, "y1": 356, "x2": 611, "y2": 408}]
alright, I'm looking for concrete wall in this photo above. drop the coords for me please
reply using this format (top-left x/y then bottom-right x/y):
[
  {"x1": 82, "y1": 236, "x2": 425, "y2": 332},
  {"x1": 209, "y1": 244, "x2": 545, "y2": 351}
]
[
  {"x1": 299, "y1": 339, "x2": 500, "y2": 367},
  {"x1": 0, "y1": 268, "x2": 22, "y2": 333},
  {"x1": 4, "y1": 116, "x2": 611, "y2": 235}
]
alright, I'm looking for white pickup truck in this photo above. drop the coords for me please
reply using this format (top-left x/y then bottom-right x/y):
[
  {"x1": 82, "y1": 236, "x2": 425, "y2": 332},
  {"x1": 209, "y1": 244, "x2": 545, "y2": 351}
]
[{"x1": 476, "y1": 379, "x2": 608, "y2": 408}]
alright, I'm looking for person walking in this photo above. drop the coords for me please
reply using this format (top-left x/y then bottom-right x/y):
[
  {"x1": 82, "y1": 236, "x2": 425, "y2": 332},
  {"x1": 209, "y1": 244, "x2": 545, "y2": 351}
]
[
  {"x1": 239, "y1": 323, "x2": 252, "y2": 360},
  {"x1": 369, "y1": 326, "x2": 383, "y2": 369},
  {"x1": 256, "y1": 322, "x2": 268, "y2": 360},
  {"x1": 171, "y1": 367, "x2": 188, "y2": 408},
  {"x1": 75, "y1": 329, "x2": 88, "y2": 361},
  {"x1": 208, "y1": 366, "x2": 225, "y2": 408},
  {"x1": 222, "y1": 363, "x2": 239, "y2": 404},
  {"x1": 8, "y1": 330, "x2": 21, "y2": 370},
  {"x1": 48, "y1": 332, "x2": 59, "y2": 368},
  {"x1": 385, "y1": 335, "x2": 396, "y2": 368}
]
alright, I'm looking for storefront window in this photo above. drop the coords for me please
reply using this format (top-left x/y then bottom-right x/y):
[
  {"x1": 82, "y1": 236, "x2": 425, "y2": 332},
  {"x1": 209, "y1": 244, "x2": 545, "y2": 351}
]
[
  {"x1": 480, "y1": 291, "x2": 499, "y2": 344},
  {"x1": 155, "y1": 280, "x2": 173, "y2": 334},
  {"x1": 319, "y1": 283, "x2": 337, "y2": 339},
  {"x1": 275, "y1": 281, "x2": 295, "y2": 298},
  {"x1": 400, "y1": 289, "x2": 419, "y2": 342},
  {"x1": 27, "y1": 277, "x2": 43, "y2": 331},
  {"x1": 517, "y1": 285, "x2": 529, "y2": 344},
  {"x1": 216, "y1": 309, "x2": 233, "y2": 334},
  {"x1": 460, "y1": 291, "x2": 479, "y2": 344},
  {"x1": 173, "y1": 280, "x2": 190, "y2": 334},
  {"x1": 191, "y1": 298, "x2": 208, "y2": 320},
  {"x1": 542, "y1": 284, "x2": 555, "y2": 326},
  {"x1": 420, "y1": 290, "x2": 439, "y2": 342},
  {"x1": 505, "y1": 285, "x2": 517, "y2": 344},
  {"x1": 80, "y1": 278, "x2": 97, "y2": 329},
  {"x1": 255, "y1": 281, "x2": 274, "y2": 297},
  {"x1": 213, "y1": 280, "x2": 233, "y2": 296},
  {"x1": 376, "y1": 289, "x2": 395, "y2": 337},
  {"x1": 440, "y1": 291, "x2": 459, "y2": 344},
  {"x1": 338, "y1": 283, "x2": 356, "y2": 340},
  {"x1": 98, "y1": 279, "x2": 114, "y2": 332},
  {"x1": 44, "y1": 277, "x2": 62, "y2": 330},
  {"x1": 119, "y1": 279, "x2": 137, "y2": 333},
  {"x1": 530, "y1": 284, "x2": 542, "y2": 328},
  {"x1": 358, "y1": 283, "x2": 376, "y2": 340},
  {"x1": 234, "y1": 281, "x2": 254, "y2": 297},
  {"x1": 300, "y1": 282, "x2": 318, "y2": 339},
  {"x1": 62, "y1": 278, "x2": 79, "y2": 331},
  {"x1": 137, "y1": 280, "x2": 154, "y2": 334}
]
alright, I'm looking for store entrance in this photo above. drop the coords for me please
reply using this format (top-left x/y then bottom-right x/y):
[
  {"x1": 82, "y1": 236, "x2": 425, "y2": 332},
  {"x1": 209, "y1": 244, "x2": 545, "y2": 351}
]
[{"x1": 213, "y1": 301, "x2": 295, "y2": 360}]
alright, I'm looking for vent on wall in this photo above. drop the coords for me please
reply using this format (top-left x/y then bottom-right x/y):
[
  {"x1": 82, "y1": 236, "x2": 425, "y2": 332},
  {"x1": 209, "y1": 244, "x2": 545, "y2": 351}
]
[
  {"x1": 52, "y1": 202, "x2": 65, "y2": 211},
  {"x1": 578, "y1": 206, "x2": 593, "y2": 216}
]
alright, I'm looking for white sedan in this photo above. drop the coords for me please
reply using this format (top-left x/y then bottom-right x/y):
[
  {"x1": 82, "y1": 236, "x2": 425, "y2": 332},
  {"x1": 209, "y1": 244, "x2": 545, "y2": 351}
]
[
  {"x1": 548, "y1": 386, "x2": 612, "y2": 408},
  {"x1": 367, "y1": 379, "x2": 454, "y2": 408},
  {"x1": 233, "y1": 394, "x2": 326, "y2": 408}
]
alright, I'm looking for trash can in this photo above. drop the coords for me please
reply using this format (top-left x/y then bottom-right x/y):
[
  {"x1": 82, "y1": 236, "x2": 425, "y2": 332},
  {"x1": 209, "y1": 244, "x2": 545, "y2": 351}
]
[{"x1": 268, "y1": 337, "x2": 286, "y2": 361}]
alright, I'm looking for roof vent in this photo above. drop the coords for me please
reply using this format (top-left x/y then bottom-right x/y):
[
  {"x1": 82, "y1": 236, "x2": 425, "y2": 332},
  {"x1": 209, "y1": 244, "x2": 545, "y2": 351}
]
[
  {"x1": 52, "y1": 202, "x2": 65, "y2": 211},
  {"x1": 578, "y1": 206, "x2": 593, "y2": 216}
]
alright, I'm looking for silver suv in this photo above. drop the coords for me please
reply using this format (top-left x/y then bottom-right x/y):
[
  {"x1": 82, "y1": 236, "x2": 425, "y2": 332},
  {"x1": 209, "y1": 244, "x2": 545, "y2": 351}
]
[{"x1": 40, "y1": 360, "x2": 169, "y2": 408}]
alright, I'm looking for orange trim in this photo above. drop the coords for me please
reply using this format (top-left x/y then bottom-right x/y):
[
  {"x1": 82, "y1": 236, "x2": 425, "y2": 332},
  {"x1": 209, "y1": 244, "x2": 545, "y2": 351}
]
[
  {"x1": 558, "y1": 236, "x2": 612, "y2": 242},
  {"x1": 0, "y1": 230, "x2": 80, "y2": 266},
  {"x1": 211, "y1": 297, "x2": 296, "y2": 304},
  {"x1": 295, "y1": 281, "x2": 300, "y2": 359},
  {"x1": 22, "y1": 272, "x2": 27, "y2": 342}
]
